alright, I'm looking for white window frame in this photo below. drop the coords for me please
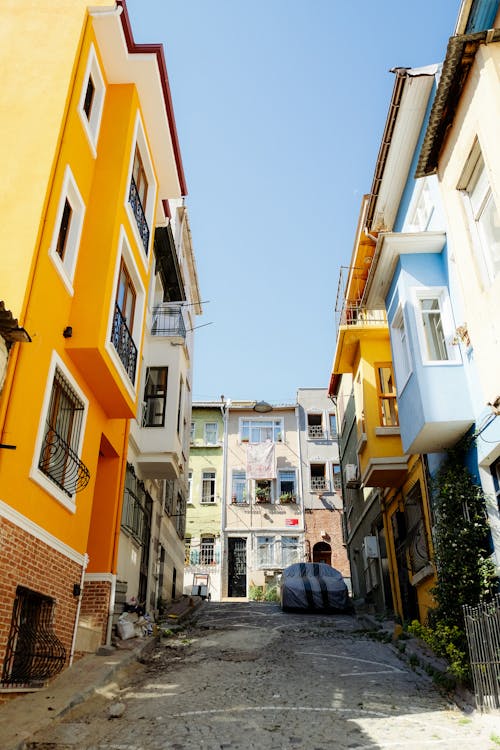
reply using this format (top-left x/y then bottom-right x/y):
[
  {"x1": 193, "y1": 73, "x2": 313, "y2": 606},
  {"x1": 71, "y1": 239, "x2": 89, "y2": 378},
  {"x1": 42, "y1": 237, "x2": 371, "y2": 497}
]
[
  {"x1": 204, "y1": 422, "x2": 218, "y2": 445},
  {"x1": 231, "y1": 470, "x2": 247, "y2": 504},
  {"x1": 125, "y1": 112, "x2": 157, "y2": 266},
  {"x1": 187, "y1": 471, "x2": 193, "y2": 504},
  {"x1": 278, "y1": 469, "x2": 297, "y2": 501},
  {"x1": 105, "y1": 226, "x2": 146, "y2": 396},
  {"x1": 256, "y1": 535, "x2": 276, "y2": 568},
  {"x1": 201, "y1": 470, "x2": 216, "y2": 504},
  {"x1": 48, "y1": 165, "x2": 86, "y2": 296},
  {"x1": 30, "y1": 351, "x2": 89, "y2": 513},
  {"x1": 78, "y1": 43, "x2": 106, "y2": 157},
  {"x1": 404, "y1": 177, "x2": 434, "y2": 232},
  {"x1": 459, "y1": 141, "x2": 500, "y2": 286},
  {"x1": 256, "y1": 535, "x2": 300, "y2": 569},
  {"x1": 413, "y1": 286, "x2": 459, "y2": 366},
  {"x1": 390, "y1": 305, "x2": 412, "y2": 392},
  {"x1": 239, "y1": 417, "x2": 283, "y2": 444}
]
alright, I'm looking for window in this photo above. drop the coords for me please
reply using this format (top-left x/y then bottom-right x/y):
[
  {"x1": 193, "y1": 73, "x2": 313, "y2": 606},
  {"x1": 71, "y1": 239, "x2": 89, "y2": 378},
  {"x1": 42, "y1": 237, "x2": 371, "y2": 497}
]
[
  {"x1": 310, "y1": 463, "x2": 327, "y2": 492},
  {"x1": 375, "y1": 364, "x2": 398, "y2": 426},
  {"x1": 255, "y1": 479, "x2": 272, "y2": 503},
  {"x1": 329, "y1": 413, "x2": 337, "y2": 439},
  {"x1": 406, "y1": 177, "x2": 434, "y2": 232},
  {"x1": 121, "y1": 463, "x2": 147, "y2": 543},
  {"x1": 200, "y1": 535, "x2": 215, "y2": 564},
  {"x1": 111, "y1": 260, "x2": 137, "y2": 382},
  {"x1": 177, "y1": 379, "x2": 184, "y2": 435},
  {"x1": 333, "y1": 464, "x2": 342, "y2": 490},
  {"x1": 1, "y1": 586, "x2": 66, "y2": 687},
  {"x1": 231, "y1": 471, "x2": 247, "y2": 504},
  {"x1": 204, "y1": 422, "x2": 218, "y2": 445},
  {"x1": 307, "y1": 413, "x2": 323, "y2": 439},
  {"x1": 491, "y1": 458, "x2": 500, "y2": 513},
  {"x1": 281, "y1": 537, "x2": 299, "y2": 567},
  {"x1": 187, "y1": 471, "x2": 193, "y2": 504},
  {"x1": 190, "y1": 422, "x2": 195, "y2": 443},
  {"x1": 461, "y1": 143, "x2": 500, "y2": 284},
  {"x1": 142, "y1": 367, "x2": 168, "y2": 427},
  {"x1": 257, "y1": 536, "x2": 275, "y2": 567},
  {"x1": 37, "y1": 367, "x2": 89, "y2": 499},
  {"x1": 240, "y1": 419, "x2": 282, "y2": 443},
  {"x1": 256, "y1": 536, "x2": 300, "y2": 569},
  {"x1": 78, "y1": 44, "x2": 105, "y2": 155},
  {"x1": 278, "y1": 470, "x2": 296, "y2": 502},
  {"x1": 415, "y1": 288, "x2": 456, "y2": 364},
  {"x1": 49, "y1": 166, "x2": 85, "y2": 293},
  {"x1": 129, "y1": 142, "x2": 151, "y2": 254},
  {"x1": 184, "y1": 536, "x2": 192, "y2": 565},
  {"x1": 391, "y1": 306, "x2": 412, "y2": 390},
  {"x1": 201, "y1": 470, "x2": 216, "y2": 504}
]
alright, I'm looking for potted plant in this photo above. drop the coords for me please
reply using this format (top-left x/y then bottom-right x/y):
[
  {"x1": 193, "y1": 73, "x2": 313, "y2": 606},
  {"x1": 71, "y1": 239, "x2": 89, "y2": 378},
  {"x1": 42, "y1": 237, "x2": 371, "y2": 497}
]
[
  {"x1": 255, "y1": 487, "x2": 270, "y2": 503},
  {"x1": 279, "y1": 492, "x2": 296, "y2": 504}
]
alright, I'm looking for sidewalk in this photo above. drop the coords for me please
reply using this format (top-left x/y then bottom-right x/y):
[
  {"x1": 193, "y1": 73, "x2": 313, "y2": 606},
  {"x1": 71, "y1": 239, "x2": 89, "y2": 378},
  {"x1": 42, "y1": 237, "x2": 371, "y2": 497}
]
[{"x1": 0, "y1": 595, "x2": 203, "y2": 750}]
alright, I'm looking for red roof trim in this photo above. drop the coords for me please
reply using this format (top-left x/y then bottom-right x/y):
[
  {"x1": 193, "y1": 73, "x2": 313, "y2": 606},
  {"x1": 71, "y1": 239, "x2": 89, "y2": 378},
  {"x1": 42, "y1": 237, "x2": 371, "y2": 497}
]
[{"x1": 117, "y1": 0, "x2": 188, "y2": 196}]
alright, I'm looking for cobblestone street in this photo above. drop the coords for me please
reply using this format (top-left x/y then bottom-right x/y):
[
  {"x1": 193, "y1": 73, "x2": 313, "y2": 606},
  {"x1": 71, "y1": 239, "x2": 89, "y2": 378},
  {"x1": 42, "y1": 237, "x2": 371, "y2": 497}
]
[{"x1": 27, "y1": 602, "x2": 500, "y2": 750}]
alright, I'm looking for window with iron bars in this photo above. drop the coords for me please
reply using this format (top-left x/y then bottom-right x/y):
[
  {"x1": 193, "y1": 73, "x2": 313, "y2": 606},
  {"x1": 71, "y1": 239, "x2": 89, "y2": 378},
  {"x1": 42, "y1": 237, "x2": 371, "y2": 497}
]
[
  {"x1": 121, "y1": 464, "x2": 149, "y2": 545},
  {"x1": 38, "y1": 368, "x2": 90, "y2": 497},
  {"x1": 1, "y1": 586, "x2": 66, "y2": 688}
]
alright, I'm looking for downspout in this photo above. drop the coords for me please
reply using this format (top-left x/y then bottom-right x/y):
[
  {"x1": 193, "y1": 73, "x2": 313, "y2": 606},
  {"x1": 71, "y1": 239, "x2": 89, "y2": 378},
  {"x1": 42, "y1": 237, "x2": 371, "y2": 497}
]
[
  {"x1": 295, "y1": 402, "x2": 306, "y2": 559},
  {"x1": 69, "y1": 552, "x2": 89, "y2": 666},
  {"x1": 105, "y1": 420, "x2": 130, "y2": 645},
  {"x1": 220, "y1": 399, "x2": 230, "y2": 598}
]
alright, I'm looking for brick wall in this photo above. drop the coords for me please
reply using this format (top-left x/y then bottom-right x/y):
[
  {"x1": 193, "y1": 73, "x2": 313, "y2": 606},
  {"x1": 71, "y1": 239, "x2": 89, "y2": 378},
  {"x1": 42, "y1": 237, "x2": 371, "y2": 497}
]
[
  {"x1": 304, "y1": 508, "x2": 350, "y2": 579},
  {"x1": 0, "y1": 516, "x2": 83, "y2": 700},
  {"x1": 79, "y1": 579, "x2": 112, "y2": 646}
]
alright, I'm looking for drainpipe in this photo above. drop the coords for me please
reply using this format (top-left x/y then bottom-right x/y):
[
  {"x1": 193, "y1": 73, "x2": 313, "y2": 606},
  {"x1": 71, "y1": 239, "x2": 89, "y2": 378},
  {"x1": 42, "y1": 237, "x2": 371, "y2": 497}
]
[
  {"x1": 220, "y1": 397, "x2": 230, "y2": 598},
  {"x1": 295, "y1": 401, "x2": 306, "y2": 558},
  {"x1": 69, "y1": 553, "x2": 89, "y2": 666}
]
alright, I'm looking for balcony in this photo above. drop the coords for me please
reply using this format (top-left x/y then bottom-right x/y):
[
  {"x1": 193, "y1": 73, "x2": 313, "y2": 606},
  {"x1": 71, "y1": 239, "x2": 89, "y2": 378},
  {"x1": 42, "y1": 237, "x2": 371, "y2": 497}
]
[
  {"x1": 308, "y1": 425, "x2": 325, "y2": 440},
  {"x1": 129, "y1": 176, "x2": 150, "y2": 254},
  {"x1": 111, "y1": 304, "x2": 138, "y2": 383},
  {"x1": 151, "y1": 305, "x2": 186, "y2": 341},
  {"x1": 310, "y1": 477, "x2": 329, "y2": 492},
  {"x1": 38, "y1": 425, "x2": 90, "y2": 497}
]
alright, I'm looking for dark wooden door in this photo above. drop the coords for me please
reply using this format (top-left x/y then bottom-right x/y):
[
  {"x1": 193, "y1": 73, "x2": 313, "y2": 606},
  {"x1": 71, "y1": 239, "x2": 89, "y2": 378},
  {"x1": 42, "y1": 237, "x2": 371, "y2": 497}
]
[{"x1": 228, "y1": 537, "x2": 247, "y2": 597}]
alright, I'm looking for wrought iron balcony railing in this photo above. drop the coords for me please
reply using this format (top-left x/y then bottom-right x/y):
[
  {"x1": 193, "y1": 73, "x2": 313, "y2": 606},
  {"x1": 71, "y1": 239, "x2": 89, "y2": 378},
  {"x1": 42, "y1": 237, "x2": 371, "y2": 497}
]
[
  {"x1": 111, "y1": 304, "x2": 138, "y2": 383},
  {"x1": 151, "y1": 305, "x2": 186, "y2": 338},
  {"x1": 129, "y1": 175, "x2": 150, "y2": 254},
  {"x1": 38, "y1": 425, "x2": 90, "y2": 497}
]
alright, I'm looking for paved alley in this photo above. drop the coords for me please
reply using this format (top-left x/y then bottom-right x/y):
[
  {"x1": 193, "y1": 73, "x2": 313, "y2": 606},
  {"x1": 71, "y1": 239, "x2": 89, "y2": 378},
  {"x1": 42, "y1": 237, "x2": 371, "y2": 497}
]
[{"x1": 25, "y1": 602, "x2": 500, "y2": 750}]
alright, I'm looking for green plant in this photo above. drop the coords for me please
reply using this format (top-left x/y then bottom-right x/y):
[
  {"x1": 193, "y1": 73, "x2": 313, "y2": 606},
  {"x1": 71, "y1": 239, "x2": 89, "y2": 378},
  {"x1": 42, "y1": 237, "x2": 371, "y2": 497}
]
[
  {"x1": 249, "y1": 584, "x2": 264, "y2": 601},
  {"x1": 279, "y1": 492, "x2": 296, "y2": 504},
  {"x1": 263, "y1": 586, "x2": 279, "y2": 602}
]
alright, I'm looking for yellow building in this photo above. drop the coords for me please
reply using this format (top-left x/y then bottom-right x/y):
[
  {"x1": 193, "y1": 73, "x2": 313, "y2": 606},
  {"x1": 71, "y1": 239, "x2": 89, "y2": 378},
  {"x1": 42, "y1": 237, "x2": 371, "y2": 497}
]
[
  {"x1": 331, "y1": 197, "x2": 434, "y2": 622},
  {"x1": 0, "y1": 0, "x2": 188, "y2": 693}
]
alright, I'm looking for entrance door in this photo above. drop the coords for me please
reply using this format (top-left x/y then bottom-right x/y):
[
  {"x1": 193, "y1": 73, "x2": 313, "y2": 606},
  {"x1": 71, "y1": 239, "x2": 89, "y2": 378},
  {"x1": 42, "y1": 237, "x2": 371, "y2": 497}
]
[
  {"x1": 312, "y1": 541, "x2": 331, "y2": 565},
  {"x1": 228, "y1": 537, "x2": 247, "y2": 597}
]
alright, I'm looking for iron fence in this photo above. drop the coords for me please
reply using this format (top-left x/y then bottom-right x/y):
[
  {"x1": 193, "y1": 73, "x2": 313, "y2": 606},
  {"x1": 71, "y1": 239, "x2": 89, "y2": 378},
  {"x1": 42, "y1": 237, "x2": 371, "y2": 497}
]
[{"x1": 463, "y1": 593, "x2": 500, "y2": 711}]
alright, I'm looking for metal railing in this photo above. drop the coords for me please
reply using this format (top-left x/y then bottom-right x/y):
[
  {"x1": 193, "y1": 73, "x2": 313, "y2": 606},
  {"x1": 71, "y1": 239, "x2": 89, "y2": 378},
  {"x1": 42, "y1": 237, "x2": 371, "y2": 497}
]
[
  {"x1": 1, "y1": 587, "x2": 66, "y2": 687},
  {"x1": 121, "y1": 487, "x2": 146, "y2": 545},
  {"x1": 151, "y1": 305, "x2": 186, "y2": 338},
  {"x1": 129, "y1": 175, "x2": 150, "y2": 253},
  {"x1": 111, "y1": 304, "x2": 138, "y2": 382},
  {"x1": 310, "y1": 477, "x2": 329, "y2": 492},
  {"x1": 463, "y1": 594, "x2": 500, "y2": 711},
  {"x1": 38, "y1": 425, "x2": 90, "y2": 497}
]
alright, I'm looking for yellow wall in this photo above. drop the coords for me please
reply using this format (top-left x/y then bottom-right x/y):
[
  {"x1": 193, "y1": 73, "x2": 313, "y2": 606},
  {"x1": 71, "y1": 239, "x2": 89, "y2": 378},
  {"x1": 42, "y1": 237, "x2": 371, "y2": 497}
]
[
  {"x1": 0, "y1": 1, "x2": 112, "y2": 321},
  {"x1": 0, "y1": 19, "x2": 153, "y2": 561}
]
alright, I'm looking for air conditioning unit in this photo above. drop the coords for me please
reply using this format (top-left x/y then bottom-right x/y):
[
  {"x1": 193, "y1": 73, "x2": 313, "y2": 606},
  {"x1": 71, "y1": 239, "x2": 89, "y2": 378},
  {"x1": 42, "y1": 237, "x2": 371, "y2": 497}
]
[
  {"x1": 362, "y1": 535, "x2": 379, "y2": 559},
  {"x1": 344, "y1": 463, "x2": 360, "y2": 488}
]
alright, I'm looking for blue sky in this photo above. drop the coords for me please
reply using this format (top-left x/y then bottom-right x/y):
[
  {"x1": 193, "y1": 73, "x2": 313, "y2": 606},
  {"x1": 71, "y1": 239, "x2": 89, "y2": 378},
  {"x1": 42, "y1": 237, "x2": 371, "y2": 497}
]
[{"x1": 127, "y1": 0, "x2": 460, "y2": 403}]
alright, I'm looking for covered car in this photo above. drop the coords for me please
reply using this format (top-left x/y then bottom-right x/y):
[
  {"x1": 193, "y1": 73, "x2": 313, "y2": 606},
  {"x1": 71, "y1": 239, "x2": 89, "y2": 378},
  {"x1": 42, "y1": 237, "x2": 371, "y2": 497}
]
[{"x1": 280, "y1": 562, "x2": 349, "y2": 612}]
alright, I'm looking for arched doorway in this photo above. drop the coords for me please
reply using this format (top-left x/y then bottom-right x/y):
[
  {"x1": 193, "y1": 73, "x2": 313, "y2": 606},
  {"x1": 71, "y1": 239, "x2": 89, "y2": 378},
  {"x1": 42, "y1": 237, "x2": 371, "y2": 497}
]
[{"x1": 312, "y1": 541, "x2": 331, "y2": 565}]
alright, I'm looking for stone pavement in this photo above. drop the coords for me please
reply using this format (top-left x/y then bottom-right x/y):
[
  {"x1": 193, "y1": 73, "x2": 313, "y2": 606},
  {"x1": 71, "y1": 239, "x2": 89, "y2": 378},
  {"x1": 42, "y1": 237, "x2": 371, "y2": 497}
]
[{"x1": 0, "y1": 595, "x2": 203, "y2": 750}]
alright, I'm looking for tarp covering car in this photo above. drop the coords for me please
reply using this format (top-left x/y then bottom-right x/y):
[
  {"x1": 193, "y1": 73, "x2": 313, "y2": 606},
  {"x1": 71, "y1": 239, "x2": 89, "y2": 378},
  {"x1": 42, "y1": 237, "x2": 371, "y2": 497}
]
[{"x1": 280, "y1": 562, "x2": 349, "y2": 611}]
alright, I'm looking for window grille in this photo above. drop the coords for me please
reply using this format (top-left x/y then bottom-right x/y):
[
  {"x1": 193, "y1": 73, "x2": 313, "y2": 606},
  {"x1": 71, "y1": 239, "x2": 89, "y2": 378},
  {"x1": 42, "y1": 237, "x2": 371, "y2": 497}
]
[
  {"x1": 38, "y1": 368, "x2": 90, "y2": 496},
  {"x1": 1, "y1": 587, "x2": 66, "y2": 687}
]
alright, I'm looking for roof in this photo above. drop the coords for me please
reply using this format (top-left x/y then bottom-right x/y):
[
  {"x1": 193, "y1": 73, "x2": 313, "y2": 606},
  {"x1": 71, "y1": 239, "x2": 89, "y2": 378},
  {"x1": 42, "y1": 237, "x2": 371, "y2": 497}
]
[{"x1": 416, "y1": 29, "x2": 500, "y2": 177}]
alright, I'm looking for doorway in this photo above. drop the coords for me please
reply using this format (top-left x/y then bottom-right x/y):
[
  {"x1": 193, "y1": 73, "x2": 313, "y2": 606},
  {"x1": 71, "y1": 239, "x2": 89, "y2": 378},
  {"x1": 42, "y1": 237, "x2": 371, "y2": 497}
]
[
  {"x1": 228, "y1": 538, "x2": 247, "y2": 597},
  {"x1": 312, "y1": 541, "x2": 331, "y2": 565}
]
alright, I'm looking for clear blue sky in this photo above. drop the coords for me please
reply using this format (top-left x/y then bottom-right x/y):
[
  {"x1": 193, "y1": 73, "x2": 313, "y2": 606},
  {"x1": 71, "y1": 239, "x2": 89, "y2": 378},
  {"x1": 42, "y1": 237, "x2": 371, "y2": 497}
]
[{"x1": 127, "y1": 0, "x2": 460, "y2": 403}]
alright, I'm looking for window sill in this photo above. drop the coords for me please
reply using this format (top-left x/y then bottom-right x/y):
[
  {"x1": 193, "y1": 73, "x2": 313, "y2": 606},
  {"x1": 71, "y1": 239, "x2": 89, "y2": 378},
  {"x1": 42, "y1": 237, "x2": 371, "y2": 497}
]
[{"x1": 375, "y1": 426, "x2": 400, "y2": 436}]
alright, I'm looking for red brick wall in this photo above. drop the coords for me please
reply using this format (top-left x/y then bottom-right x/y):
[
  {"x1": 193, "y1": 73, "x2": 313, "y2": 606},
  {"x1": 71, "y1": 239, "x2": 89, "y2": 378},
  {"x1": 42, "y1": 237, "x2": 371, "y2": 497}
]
[
  {"x1": 79, "y1": 579, "x2": 111, "y2": 645},
  {"x1": 0, "y1": 516, "x2": 83, "y2": 699},
  {"x1": 304, "y1": 508, "x2": 350, "y2": 579}
]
